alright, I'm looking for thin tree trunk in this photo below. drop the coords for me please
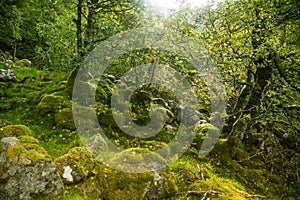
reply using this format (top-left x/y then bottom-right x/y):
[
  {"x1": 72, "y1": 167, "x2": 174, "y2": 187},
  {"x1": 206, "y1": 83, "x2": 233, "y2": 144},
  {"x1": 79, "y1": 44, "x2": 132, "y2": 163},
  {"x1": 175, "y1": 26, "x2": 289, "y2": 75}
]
[{"x1": 76, "y1": 0, "x2": 83, "y2": 56}]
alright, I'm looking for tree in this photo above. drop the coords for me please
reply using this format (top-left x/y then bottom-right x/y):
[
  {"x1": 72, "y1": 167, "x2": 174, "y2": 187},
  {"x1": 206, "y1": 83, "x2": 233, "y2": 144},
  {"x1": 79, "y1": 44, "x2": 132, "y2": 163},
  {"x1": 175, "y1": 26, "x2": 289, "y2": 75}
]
[{"x1": 189, "y1": 0, "x2": 300, "y2": 188}]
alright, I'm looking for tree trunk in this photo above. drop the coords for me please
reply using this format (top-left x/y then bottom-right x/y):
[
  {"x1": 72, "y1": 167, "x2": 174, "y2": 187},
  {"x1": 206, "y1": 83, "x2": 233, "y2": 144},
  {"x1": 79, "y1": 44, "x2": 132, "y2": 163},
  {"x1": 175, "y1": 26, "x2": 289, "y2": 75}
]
[
  {"x1": 76, "y1": 0, "x2": 83, "y2": 56},
  {"x1": 85, "y1": 1, "x2": 97, "y2": 51},
  {"x1": 227, "y1": 7, "x2": 273, "y2": 158}
]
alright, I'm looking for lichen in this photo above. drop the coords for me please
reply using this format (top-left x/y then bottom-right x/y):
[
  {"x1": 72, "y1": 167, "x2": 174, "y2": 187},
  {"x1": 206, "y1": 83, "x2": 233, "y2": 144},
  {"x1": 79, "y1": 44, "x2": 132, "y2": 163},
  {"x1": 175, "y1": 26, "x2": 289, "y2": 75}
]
[{"x1": 0, "y1": 125, "x2": 33, "y2": 138}]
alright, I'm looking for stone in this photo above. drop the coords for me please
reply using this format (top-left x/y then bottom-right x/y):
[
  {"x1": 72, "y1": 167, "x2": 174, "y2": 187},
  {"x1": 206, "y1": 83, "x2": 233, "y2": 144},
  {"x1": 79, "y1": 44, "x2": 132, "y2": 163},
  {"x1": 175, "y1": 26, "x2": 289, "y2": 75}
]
[
  {"x1": 55, "y1": 147, "x2": 95, "y2": 184},
  {"x1": 0, "y1": 125, "x2": 33, "y2": 138},
  {"x1": 15, "y1": 59, "x2": 32, "y2": 67},
  {"x1": 0, "y1": 68, "x2": 17, "y2": 81},
  {"x1": 37, "y1": 94, "x2": 70, "y2": 117},
  {"x1": 0, "y1": 136, "x2": 63, "y2": 200}
]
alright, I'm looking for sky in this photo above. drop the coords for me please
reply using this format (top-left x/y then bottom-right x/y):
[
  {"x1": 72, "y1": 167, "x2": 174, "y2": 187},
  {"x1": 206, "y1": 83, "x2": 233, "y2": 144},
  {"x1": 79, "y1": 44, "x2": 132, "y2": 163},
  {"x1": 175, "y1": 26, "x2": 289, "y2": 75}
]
[
  {"x1": 146, "y1": 0, "x2": 213, "y2": 10},
  {"x1": 144, "y1": 0, "x2": 222, "y2": 18}
]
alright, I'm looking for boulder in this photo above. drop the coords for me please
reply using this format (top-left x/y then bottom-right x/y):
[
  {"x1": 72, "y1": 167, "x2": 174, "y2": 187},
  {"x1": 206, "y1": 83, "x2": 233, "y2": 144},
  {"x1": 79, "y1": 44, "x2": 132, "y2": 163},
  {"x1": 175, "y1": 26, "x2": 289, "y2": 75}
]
[
  {"x1": 15, "y1": 59, "x2": 32, "y2": 67},
  {"x1": 0, "y1": 67, "x2": 17, "y2": 81},
  {"x1": 55, "y1": 147, "x2": 95, "y2": 184},
  {"x1": 0, "y1": 136, "x2": 63, "y2": 200},
  {"x1": 79, "y1": 160, "x2": 178, "y2": 200},
  {"x1": 37, "y1": 94, "x2": 71, "y2": 117},
  {"x1": 0, "y1": 125, "x2": 33, "y2": 138}
]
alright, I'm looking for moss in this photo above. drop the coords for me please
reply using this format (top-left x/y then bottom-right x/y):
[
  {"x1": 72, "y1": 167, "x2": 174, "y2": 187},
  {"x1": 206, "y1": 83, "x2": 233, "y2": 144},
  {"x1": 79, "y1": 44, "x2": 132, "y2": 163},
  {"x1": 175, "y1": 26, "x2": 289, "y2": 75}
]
[
  {"x1": 54, "y1": 108, "x2": 75, "y2": 130},
  {"x1": 188, "y1": 177, "x2": 249, "y2": 200},
  {"x1": 5, "y1": 136, "x2": 51, "y2": 164},
  {"x1": 37, "y1": 94, "x2": 70, "y2": 117},
  {"x1": 130, "y1": 140, "x2": 170, "y2": 158},
  {"x1": 107, "y1": 148, "x2": 167, "y2": 173},
  {"x1": 80, "y1": 161, "x2": 154, "y2": 200},
  {"x1": 20, "y1": 135, "x2": 39, "y2": 144},
  {"x1": 0, "y1": 125, "x2": 33, "y2": 138},
  {"x1": 161, "y1": 171, "x2": 179, "y2": 196},
  {"x1": 55, "y1": 147, "x2": 95, "y2": 184},
  {"x1": 193, "y1": 123, "x2": 219, "y2": 146}
]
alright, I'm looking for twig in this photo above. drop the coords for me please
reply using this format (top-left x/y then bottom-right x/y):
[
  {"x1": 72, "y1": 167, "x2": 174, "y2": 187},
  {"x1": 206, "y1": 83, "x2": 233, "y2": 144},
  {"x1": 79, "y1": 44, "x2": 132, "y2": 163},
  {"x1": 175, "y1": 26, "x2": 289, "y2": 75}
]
[
  {"x1": 201, "y1": 191, "x2": 208, "y2": 200},
  {"x1": 186, "y1": 190, "x2": 223, "y2": 196},
  {"x1": 244, "y1": 194, "x2": 266, "y2": 198},
  {"x1": 235, "y1": 149, "x2": 262, "y2": 163}
]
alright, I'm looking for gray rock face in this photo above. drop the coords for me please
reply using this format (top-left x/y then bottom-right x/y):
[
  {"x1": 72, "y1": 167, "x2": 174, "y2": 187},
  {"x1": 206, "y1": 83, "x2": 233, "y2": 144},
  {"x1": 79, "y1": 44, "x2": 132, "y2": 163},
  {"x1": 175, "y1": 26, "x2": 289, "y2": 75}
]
[{"x1": 0, "y1": 137, "x2": 63, "y2": 200}]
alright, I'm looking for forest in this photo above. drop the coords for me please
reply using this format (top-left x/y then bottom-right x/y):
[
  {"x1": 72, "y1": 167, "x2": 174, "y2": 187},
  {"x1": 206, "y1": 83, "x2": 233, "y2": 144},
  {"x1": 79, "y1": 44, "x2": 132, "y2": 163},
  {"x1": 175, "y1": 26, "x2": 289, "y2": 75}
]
[{"x1": 0, "y1": 0, "x2": 299, "y2": 199}]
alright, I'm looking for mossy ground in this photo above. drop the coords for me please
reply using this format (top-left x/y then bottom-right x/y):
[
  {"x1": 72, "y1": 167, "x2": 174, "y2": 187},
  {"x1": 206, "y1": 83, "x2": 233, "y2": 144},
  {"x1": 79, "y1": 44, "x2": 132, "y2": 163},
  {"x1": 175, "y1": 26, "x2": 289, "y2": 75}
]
[{"x1": 0, "y1": 65, "x2": 298, "y2": 199}]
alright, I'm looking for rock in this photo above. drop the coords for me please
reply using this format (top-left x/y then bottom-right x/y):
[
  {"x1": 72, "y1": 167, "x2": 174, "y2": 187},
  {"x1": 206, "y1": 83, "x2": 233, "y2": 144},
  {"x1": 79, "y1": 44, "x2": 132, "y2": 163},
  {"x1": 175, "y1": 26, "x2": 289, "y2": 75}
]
[
  {"x1": 143, "y1": 170, "x2": 178, "y2": 199},
  {"x1": 79, "y1": 161, "x2": 178, "y2": 200},
  {"x1": 15, "y1": 59, "x2": 32, "y2": 67},
  {"x1": 0, "y1": 125, "x2": 33, "y2": 138},
  {"x1": 55, "y1": 147, "x2": 95, "y2": 184},
  {"x1": 107, "y1": 148, "x2": 167, "y2": 173},
  {"x1": 129, "y1": 140, "x2": 170, "y2": 159},
  {"x1": 0, "y1": 136, "x2": 63, "y2": 200},
  {"x1": 37, "y1": 94, "x2": 70, "y2": 117},
  {"x1": 62, "y1": 166, "x2": 73, "y2": 182},
  {"x1": 5, "y1": 60, "x2": 13, "y2": 65},
  {"x1": 0, "y1": 67, "x2": 17, "y2": 81}
]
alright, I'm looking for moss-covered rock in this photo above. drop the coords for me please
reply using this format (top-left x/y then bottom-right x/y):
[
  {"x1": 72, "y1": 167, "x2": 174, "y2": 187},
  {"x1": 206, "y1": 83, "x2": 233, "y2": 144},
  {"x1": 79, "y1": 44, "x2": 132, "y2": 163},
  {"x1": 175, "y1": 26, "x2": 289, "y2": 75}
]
[
  {"x1": 0, "y1": 136, "x2": 63, "y2": 199},
  {"x1": 107, "y1": 148, "x2": 167, "y2": 173},
  {"x1": 55, "y1": 147, "x2": 95, "y2": 184},
  {"x1": 15, "y1": 59, "x2": 32, "y2": 67},
  {"x1": 130, "y1": 140, "x2": 170, "y2": 158},
  {"x1": 88, "y1": 162, "x2": 154, "y2": 200},
  {"x1": 37, "y1": 94, "x2": 71, "y2": 117},
  {"x1": 79, "y1": 161, "x2": 178, "y2": 200},
  {"x1": 193, "y1": 123, "x2": 220, "y2": 148},
  {"x1": 0, "y1": 125, "x2": 33, "y2": 138},
  {"x1": 3, "y1": 136, "x2": 51, "y2": 165}
]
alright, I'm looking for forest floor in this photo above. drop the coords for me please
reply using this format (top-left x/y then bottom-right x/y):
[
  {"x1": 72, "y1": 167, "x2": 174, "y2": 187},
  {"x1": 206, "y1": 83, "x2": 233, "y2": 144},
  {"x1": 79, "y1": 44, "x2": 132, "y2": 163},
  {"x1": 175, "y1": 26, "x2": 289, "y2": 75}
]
[{"x1": 0, "y1": 65, "x2": 298, "y2": 199}]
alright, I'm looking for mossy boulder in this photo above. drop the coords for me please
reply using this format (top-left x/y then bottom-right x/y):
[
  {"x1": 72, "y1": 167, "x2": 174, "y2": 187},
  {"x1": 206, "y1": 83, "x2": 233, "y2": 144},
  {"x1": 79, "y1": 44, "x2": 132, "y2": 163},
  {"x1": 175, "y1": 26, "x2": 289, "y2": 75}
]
[
  {"x1": 87, "y1": 162, "x2": 154, "y2": 200},
  {"x1": 193, "y1": 123, "x2": 220, "y2": 148},
  {"x1": 130, "y1": 140, "x2": 171, "y2": 158},
  {"x1": 15, "y1": 59, "x2": 32, "y2": 67},
  {"x1": 107, "y1": 148, "x2": 167, "y2": 173},
  {"x1": 143, "y1": 170, "x2": 179, "y2": 199},
  {"x1": 80, "y1": 161, "x2": 178, "y2": 200},
  {"x1": 37, "y1": 94, "x2": 71, "y2": 117},
  {"x1": 0, "y1": 125, "x2": 33, "y2": 138},
  {"x1": 0, "y1": 136, "x2": 63, "y2": 199},
  {"x1": 55, "y1": 147, "x2": 95, "y2": 184}
]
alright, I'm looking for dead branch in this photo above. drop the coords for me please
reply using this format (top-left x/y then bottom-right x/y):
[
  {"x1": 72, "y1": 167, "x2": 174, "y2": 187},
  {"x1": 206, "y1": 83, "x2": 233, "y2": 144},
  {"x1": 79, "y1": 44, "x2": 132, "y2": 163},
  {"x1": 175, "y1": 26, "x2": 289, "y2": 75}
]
[{"x1": 186, "y1": 190, "x2": 223, "y2": 196}]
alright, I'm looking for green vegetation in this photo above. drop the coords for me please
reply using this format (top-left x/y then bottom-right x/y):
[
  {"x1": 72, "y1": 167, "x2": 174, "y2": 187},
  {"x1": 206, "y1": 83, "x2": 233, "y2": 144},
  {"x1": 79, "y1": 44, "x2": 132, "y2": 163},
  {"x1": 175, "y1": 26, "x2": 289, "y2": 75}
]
[{"x1": 0, "y1": 0, "x2": 299, "y2": 199}]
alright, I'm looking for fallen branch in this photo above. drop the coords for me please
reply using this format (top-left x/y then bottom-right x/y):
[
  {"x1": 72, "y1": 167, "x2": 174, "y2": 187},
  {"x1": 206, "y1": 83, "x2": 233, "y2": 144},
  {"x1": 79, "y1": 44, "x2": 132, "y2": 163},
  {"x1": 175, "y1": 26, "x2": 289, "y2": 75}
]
[
  {"x1": 244, "y1": 194, "x2": 266, "y2": 198},
  {"x1": 186, "y1": 190, "x2": 223, "y2": 197}
]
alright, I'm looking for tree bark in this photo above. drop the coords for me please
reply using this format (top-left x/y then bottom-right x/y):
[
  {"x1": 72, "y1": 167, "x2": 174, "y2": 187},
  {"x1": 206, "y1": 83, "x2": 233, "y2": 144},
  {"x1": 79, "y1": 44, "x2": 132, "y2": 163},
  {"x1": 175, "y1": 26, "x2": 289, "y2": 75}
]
[{"x1": 76, "y1": 0, "x2": 83, "y2": 56}]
